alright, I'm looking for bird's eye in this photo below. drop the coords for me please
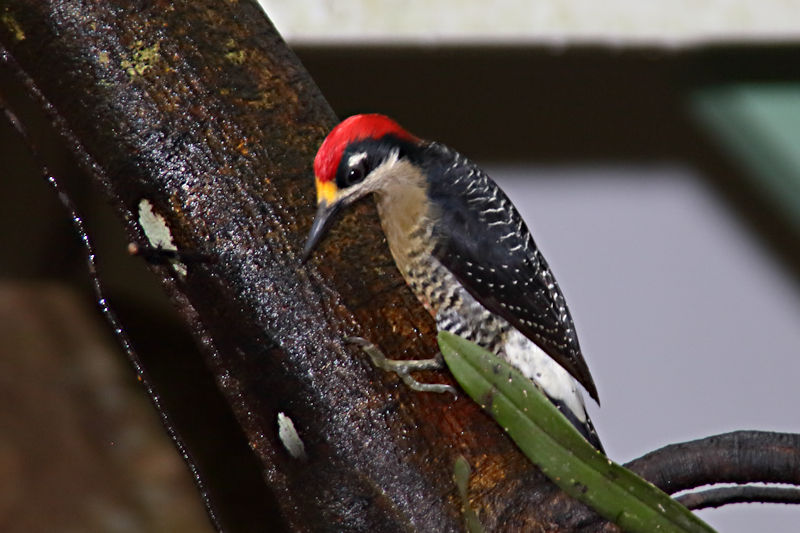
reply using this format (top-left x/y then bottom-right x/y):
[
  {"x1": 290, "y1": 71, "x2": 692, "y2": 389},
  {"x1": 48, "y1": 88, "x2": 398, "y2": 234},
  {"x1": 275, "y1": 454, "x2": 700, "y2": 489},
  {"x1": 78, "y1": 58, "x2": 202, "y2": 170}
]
[
  {"x1": 346, "y1": 166, "x2": 363, "y2": 184},
  {"x1": 343, "y1": 159, "x2": 368, "y2": 187}
]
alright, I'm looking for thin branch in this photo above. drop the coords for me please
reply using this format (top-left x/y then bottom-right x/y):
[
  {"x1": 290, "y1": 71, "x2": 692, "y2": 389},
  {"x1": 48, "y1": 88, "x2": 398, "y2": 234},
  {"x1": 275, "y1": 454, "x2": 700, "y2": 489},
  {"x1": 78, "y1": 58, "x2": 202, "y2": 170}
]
[
  {"x1": 677, "y1": 486, "x2": 800, "y2": 510},
  {"x1": 626, "y1": 431, "x2": 800, "y2": 494}
]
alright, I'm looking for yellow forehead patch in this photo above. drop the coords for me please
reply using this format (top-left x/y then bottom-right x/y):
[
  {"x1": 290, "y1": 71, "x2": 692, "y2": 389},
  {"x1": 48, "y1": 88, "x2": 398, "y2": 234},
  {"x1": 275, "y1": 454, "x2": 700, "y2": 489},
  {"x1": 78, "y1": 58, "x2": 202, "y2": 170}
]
[{"x1": 315, "y1": 179, "x2": 338, "y2": 205}]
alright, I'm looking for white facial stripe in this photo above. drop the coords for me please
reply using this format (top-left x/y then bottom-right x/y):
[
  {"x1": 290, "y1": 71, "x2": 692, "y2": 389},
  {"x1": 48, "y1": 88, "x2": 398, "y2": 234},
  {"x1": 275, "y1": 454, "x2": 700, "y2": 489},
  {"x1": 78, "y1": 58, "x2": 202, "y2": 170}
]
[{"x1": 347, "y1": 151, "x2": 368, "y2": 168}]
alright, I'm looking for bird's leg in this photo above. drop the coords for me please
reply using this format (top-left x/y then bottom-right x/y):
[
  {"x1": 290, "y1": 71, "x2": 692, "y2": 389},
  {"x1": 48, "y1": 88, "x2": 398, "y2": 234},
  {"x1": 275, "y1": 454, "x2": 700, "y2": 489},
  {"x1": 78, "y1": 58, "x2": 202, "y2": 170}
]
[{"x1": 345, "y1": 336, "x2": 457, "y2": 396}]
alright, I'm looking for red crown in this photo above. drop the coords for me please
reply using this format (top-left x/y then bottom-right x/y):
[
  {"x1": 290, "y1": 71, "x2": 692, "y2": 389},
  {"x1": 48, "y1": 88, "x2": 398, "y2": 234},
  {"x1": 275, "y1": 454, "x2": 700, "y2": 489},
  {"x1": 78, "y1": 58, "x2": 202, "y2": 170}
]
[{"x1": 314, "y1": 114, "x2": 417, "y2": 183}]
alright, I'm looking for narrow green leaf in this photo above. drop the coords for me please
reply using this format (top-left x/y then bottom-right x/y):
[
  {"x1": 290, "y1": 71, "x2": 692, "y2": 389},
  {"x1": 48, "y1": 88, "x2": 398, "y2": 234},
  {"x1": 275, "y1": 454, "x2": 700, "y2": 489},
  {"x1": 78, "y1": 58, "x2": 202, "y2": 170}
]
[
  {"x1": 438, "y1": 331, "x2": 715, "y2": 533},
  {"x1": 453, "y1": 455, "x2": 484, "y2": 533}
]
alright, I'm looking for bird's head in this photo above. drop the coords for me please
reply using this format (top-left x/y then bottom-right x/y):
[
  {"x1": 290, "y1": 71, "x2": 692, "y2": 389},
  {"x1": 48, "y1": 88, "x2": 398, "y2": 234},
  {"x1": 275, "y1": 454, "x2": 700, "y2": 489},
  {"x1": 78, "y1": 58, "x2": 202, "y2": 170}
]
[{"x1": 302, "y1": 114, "x2": 420, "y2": 261}]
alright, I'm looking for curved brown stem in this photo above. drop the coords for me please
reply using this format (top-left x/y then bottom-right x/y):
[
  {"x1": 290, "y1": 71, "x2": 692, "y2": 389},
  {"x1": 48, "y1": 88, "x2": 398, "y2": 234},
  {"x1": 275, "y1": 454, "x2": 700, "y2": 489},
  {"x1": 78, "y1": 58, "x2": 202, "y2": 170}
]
[
  {"x1": 626, "y1": 431, "x2": 800, "y2": 494},
  {"x1": 677, "y1": 485, "x2": 800, "y2": 510}
]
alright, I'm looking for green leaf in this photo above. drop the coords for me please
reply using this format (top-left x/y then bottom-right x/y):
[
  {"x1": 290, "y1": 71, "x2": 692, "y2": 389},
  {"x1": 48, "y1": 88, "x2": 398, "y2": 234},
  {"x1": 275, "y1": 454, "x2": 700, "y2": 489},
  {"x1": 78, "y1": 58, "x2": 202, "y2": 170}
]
[
  {"x1": 438, "y1": 331, "x2": 715, "y2": 533},
  {"x1": 453, "y1": 455, "x2": 484, "y2": 533}
]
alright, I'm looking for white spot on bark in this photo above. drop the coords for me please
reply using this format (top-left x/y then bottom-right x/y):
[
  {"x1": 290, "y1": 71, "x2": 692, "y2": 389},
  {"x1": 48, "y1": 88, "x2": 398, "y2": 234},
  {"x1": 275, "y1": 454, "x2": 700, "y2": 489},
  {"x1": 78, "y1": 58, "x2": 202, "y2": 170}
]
[
  {"x1": 137, "y1": 199, "x2": 187, "y2": 277},
  {"x1": 278, "y1": 412, "x2": 307, "y2": 460}
]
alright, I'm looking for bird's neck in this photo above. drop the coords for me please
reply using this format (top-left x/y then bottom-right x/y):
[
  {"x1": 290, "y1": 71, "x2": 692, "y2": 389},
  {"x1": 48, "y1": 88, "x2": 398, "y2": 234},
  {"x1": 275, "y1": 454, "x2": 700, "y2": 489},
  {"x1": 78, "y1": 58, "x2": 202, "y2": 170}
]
[{"x1": 373, "y1": 162, "x2": 434, "y2": 284}]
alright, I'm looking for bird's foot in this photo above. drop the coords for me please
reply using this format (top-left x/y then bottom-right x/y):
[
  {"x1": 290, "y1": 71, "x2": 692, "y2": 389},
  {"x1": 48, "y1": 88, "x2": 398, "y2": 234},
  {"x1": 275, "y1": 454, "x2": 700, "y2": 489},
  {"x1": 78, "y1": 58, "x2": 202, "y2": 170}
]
[{"x1": 345, "y1": 336, "x2": 457, "y2": 397}]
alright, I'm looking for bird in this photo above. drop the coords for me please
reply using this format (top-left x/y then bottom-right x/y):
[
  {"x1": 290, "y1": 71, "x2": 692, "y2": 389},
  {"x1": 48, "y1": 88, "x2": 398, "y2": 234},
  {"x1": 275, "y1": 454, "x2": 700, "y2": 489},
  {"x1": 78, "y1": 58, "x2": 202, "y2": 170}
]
[{"x1": 302, "y1": 114, "x2": 602, "y2": 451}]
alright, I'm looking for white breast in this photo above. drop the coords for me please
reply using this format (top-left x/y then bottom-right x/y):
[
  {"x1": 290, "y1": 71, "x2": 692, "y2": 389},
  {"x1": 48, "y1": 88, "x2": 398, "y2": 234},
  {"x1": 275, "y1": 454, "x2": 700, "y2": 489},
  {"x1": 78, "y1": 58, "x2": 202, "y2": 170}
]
[{"x1": 503, "y1": 329, "x2": 588, "y2": 423}]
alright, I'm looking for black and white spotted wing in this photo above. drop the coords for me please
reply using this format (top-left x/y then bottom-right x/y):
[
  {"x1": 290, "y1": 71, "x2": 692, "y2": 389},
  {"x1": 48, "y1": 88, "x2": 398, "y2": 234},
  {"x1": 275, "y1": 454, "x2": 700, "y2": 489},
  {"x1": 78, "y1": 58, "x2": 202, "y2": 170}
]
[{"x1": 418, "y1": 142, "x2": 599, "y2": 402}]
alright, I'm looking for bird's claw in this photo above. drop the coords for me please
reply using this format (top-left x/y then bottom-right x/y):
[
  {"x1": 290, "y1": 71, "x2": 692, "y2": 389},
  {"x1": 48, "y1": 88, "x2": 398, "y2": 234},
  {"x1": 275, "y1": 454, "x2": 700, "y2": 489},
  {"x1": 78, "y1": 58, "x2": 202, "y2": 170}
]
[{"x1": 345, "y1": 336, "x2": 457, "y2": 397}]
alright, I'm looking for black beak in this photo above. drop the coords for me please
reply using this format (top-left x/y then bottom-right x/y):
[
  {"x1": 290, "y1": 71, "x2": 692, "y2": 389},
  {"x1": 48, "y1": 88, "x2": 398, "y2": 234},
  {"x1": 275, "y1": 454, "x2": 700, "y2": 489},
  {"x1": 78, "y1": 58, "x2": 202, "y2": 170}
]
[{"x1": 301, "y1": 200, "x2": 342, "y2": 263}]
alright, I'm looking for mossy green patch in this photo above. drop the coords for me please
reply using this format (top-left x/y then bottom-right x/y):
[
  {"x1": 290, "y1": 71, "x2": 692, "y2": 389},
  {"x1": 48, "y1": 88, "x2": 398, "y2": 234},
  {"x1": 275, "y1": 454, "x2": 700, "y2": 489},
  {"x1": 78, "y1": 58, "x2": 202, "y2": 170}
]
[{"x1": 121, "y1": 40, "x2": 161, "y2": 77}]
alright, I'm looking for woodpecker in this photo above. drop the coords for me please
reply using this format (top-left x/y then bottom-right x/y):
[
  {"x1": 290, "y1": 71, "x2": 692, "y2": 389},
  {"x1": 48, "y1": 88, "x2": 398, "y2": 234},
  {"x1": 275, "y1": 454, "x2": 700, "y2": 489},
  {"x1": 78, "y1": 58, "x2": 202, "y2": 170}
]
[{"x1": 302, "y1": 114, "x2": 603, "y2": 451}]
